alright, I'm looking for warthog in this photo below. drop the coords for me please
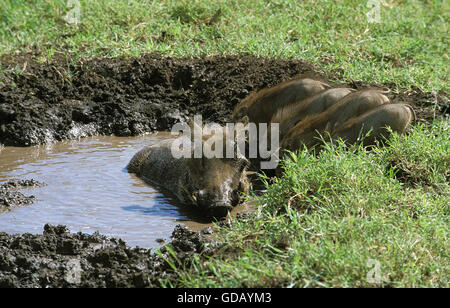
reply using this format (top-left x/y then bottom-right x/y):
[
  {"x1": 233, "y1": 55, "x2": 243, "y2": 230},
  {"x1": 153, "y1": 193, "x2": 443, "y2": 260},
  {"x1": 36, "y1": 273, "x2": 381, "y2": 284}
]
[
  {"x1": 442, "y1": 103, "x2": 450, "y2": 115},
  {"x1": 330, "y1": 103, "x2": 416, "y2": 146},
  {"x1": 232, "y1": 76, "x2": 330, "y2": 124},
  {"x1": 127, "y1": 123, "x2": 250, "y2": 218},
  {"x1": 280, "y1": 89, "x2": 390, "y2": 151},
  {"x1": 270, "y1": 87, "x2": 355, "y2": 139}
]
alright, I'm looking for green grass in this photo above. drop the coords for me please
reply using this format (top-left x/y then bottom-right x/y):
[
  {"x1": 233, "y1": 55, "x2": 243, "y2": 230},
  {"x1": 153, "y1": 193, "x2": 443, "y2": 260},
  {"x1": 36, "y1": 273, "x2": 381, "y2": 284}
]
[
  {"x1": 176, "y1": 119, "x2": 449, "y2": 288},
  {"x1": 1, "y1": 0, "x2": 449, "y2": 91}
]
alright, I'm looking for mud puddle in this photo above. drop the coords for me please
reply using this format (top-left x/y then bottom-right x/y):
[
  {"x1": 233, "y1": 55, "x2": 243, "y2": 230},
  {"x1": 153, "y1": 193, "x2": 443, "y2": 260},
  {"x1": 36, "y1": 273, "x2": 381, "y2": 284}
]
[
  {"x1": 0, "y1": 133, "x2": 222, "y2": 249},
  {"x1": 1, "y1": 53, "x2": 444, "y2": 148}
]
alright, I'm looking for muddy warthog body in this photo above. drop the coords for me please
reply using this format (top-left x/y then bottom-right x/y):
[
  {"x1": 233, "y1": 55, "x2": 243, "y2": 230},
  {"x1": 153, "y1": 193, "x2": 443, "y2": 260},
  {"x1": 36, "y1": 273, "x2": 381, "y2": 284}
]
[
  {"x1": 271, "y1": 87, "x2": 354, "y2": 139},
  {"x1": 232, "y1": 77, "x2": 330, "y2": 124},
  {"x1": 127, "y1": 130, "x2": 250, "y2": 218},
  {"x1": 330, "y1": 89, "x2": 390, "y2": 131},
  {"x1": 280, "y1": 89, "x2": 390, "y2": 150},
  {"x1": 331, "y1": 103, "x2": 415, "y2": 146}
]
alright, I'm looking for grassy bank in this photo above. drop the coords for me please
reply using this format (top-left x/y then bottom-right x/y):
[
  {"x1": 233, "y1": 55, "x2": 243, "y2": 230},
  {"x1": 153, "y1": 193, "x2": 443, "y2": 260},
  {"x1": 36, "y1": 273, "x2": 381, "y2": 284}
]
[
  {"x1": 176, "y1": 120, "x2": 449, "y2": 287},
  {"x1": 1, "y1": 0, "x2": 448, "y2": 92},
  {"x1": 1, "y1": 0, "x2": 449, "y2": 287}
]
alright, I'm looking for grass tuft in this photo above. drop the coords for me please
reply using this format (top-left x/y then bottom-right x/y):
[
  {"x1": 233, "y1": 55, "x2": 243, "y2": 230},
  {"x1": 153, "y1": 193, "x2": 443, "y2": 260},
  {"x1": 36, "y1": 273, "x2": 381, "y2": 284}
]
[{"x1": 1, "y1": 0, "x2": 448, "y2": 91}]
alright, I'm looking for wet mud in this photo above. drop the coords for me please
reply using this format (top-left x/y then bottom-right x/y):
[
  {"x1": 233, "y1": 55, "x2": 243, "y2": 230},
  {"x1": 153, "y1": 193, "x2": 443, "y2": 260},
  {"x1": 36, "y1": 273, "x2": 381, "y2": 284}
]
[
  {"x1": 0, "y1": 179, "x2": 45, "y2": 212},
  {"x1": 0, "y1": 53, "x2": 447, "y2": 287},
  {"x1": 0, "y1": 224, "x2": 211, "y2": 288},
  {"x1": 0, "y1": 134, "x2": 203, "y2": 248},
  {"x1": 1, "y1": 53, "x2": 445, "y2": 147}
]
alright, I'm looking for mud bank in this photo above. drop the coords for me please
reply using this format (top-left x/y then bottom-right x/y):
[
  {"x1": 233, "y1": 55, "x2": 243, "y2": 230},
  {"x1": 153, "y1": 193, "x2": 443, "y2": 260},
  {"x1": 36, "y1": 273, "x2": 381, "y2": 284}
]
[
  {"x1": 0, "y1": 179, "x2": 45, "y2": 212},
  {"x1": 0, "y1": 54, "x2": 444, "y2": 146},
  {"x1": 0, "y1": 223, "x2": 213, "y2": 288}
]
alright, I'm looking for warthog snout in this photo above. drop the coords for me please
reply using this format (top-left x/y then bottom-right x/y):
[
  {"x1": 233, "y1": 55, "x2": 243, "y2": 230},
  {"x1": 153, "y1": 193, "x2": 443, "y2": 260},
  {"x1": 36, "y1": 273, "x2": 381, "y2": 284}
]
[
  {"x1": 193, "y1": 167, "x2": 248, "y2": 217},
  {"x1": 194, "y1": 189, "x2": 234, "y2": 218}
]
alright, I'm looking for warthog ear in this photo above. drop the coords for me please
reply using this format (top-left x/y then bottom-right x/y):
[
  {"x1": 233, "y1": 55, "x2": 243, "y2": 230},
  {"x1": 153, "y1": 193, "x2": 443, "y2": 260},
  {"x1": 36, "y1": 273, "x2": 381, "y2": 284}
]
[
  {"x1": 378, "y1": 87, "x2": 391, "y2": 94},
  {"x1": 232, "y1": 154, "x2": 250, "y2": 171},
  {"x1": 233, "y1": 106, "x2": 248, "y2": 120},
  {"x1": 238, "y1": 115, "x2": 249, "y2": 126},
  {"x1": 187, "y1": 117, "x2": 203, "y2": 141},
  {"x1": 319, "y1": 80, "x2": 332, "y2": 89},
  {"x1": 240, "y1": 157, "x2": 250, "y2": 170}
]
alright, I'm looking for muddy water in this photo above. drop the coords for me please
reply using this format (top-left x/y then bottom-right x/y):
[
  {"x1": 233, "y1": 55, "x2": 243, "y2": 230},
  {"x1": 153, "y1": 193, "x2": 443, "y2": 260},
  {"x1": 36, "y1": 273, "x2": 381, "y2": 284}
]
[{"x1": 0, "y1": 133, "x2": 225, "y2": 249}]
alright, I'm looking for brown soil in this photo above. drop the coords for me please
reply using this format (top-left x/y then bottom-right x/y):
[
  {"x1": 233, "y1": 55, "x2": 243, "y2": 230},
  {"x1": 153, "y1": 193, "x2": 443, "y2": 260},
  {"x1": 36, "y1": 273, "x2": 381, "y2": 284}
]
[
  {"x1": 0, "y1": 223, "x2": 212, "y2": 287},
  {"x1": 1, "y1": 53, "x2": 446, "y2": 146},
  {"x1": 0, "y1": 179, "x2": 46, "y2": 212}
]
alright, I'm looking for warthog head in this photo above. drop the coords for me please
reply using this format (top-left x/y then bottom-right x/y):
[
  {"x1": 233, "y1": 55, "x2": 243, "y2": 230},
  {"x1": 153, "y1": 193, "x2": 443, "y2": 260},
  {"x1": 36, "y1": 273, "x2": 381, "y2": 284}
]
[
  {"x1": 181, "y1": 122, "x2": 250, "y2": 217},
  {"x1": 128, "y1": 119, "x2": 251, "y2": 218},
  {"x1": 184, "y1": 154, "x2": 250, "y2": 217}
]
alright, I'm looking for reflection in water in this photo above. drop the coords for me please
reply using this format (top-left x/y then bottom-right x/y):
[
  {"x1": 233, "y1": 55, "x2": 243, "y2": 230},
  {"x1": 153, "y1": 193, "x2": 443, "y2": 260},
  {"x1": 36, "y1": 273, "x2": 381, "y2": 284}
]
[{"x1": 0, "y1": 133, "x2": 204, "y2": 249}]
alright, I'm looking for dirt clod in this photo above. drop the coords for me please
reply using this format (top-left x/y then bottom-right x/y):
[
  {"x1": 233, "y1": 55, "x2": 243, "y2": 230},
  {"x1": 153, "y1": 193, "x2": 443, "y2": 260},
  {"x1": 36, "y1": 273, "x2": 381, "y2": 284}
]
[
  {"x1": 0, "y1": 224, "x2": 209, "y2": 288},
  {"x1": 0, "y1": 179, "x2": 46, "y2": 212}
]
